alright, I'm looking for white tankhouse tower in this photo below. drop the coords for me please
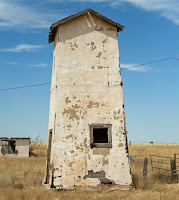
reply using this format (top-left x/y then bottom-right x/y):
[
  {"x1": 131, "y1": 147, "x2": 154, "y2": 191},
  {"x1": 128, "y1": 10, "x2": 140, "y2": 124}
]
[{"x1": 44, "y1": 9, "x2": 132, "y2": 189}]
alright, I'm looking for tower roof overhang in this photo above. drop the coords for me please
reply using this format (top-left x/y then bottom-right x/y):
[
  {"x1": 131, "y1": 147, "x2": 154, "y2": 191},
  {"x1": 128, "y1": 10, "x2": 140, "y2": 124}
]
[{"x1": 48, "y1": 8, "x2": 124, "y2": 43}]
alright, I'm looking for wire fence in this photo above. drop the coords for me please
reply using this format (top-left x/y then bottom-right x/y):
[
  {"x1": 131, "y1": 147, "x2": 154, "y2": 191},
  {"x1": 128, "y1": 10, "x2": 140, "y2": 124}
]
[
  {"x1": 129, "y1": 153, "x2": 179, "y2": 183},
  {"x1": 175, "y1": 153, "x2": 179, "y2": 169}
]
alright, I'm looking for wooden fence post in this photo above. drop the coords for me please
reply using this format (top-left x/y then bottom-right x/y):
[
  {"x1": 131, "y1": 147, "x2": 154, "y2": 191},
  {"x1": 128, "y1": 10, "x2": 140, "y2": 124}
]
[
  {"x1": 143, "y1": 158, "x2": 148, "y2": 179},
  {"x1": 174, "y1": 153, "x2": 178, "y2": 182},
  {"x1": 143, "y1": 158, "x2": 148, "y2": 188},
  {"x1": 171, "y1": 158, "x2": 175, "y2": 182},
  {"x1": 150, "y1": 155, "x2": 153, "y2": 171}
]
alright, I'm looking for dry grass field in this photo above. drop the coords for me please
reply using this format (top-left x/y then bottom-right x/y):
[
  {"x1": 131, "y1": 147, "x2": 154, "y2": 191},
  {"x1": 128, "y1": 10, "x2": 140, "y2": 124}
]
[{"x1": 1, "y1": 143, "x2": 179, "y2": 200}]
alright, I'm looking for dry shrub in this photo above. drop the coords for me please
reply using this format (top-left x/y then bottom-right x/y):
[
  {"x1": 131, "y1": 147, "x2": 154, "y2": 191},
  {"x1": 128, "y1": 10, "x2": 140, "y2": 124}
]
[
  {"x1": 13, "y1": 182, "x2": 25, "y2": 189},
  {"x1": 29, "y1": 134, "x2": 42, "y2": 157}
]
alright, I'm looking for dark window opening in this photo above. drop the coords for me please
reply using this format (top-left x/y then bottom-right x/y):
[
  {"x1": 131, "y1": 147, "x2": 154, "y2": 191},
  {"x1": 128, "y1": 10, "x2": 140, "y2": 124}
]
[
  {"x1": 93, "y1": 128, "x2": 108, "y2": 143},
  {"x1": 101, "y1": 181, "x2": 113, "y2": 185},
  {"x1": 1, "y1": 140, "x2": 16, "y2": 154},
  {"x1": 90, "y1": 124, "x2": 112, "y2": 148}
]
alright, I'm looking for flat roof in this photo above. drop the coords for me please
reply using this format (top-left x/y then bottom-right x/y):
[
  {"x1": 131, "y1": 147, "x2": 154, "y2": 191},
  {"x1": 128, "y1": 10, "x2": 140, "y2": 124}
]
[
  {"x1": 0, "y1": 137, "x2": 30, "y2": 140},
  {"x1": 49, "y1": 8, "x2": 124, "y2": 43}
]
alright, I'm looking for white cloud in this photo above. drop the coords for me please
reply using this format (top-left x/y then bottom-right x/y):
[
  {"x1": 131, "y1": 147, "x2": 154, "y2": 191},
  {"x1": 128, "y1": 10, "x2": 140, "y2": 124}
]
[
  {"x1": 1, "y1": 0, "x2": 178, "y2": 31},
  {"x1": 172, "y1": 69, "x2": 179, "y2": 72},
  {"x1": 120, "y1": 63, "x2": 151, "y2": 72},
  {"x1": 2, "y1": 44, "x2": 44, "y2": 52},
  {"x1": 27, "y1": 63, "x2": 49, "y2": 67},
  {"x1": 1, "y1": 0, "x2": 178, "y2": 32},
  {"x1": 0, "y1": 0, "x2": 66, "y2": 29},
  {"x1": 8, "y1": 62, "x2": 49, "y2": 68},
  {"x1": 8, "y1": 62, "x2": 18, "y2": 65},
  {"x1": 70, "y1": 0, "x2": 108, "y2": 2},
  {"x1": 51, "y1": 0, "x2": 108, "y2": 2},
  {"x1": 116, "y1": 0, "x2": 179, "y2": 25},
  {"x1": 52, "y1": 0, "x2": 179, "y2": 26}
]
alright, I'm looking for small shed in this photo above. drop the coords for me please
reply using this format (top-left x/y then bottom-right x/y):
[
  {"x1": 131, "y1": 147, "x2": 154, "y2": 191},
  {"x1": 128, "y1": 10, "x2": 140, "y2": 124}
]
[{"x1": 0, "y1": 137, "x2": 30, "y2": 157}]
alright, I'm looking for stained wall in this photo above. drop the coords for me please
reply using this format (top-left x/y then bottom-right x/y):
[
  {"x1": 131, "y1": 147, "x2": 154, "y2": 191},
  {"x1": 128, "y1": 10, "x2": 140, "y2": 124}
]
[{"x1": 45, "y1": 12, "x2": 132, "y2": 189}]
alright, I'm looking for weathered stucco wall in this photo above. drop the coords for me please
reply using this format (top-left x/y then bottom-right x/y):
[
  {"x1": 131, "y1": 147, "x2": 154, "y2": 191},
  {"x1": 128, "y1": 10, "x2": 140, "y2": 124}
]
[
  {"x1": 0, "y1": 139, "x2": 29, "y2": 158},
  {"x1": 46, "y1": 12, "x2": 132, "y2": 189},
  {"x1": 16, "y1": 139, "x2": 29, "y2": 157}
]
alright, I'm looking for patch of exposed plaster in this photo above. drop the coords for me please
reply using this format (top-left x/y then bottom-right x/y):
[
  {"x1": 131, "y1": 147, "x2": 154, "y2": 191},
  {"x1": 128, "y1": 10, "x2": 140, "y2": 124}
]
[
  {"x1": 102, "y1": 38, "x2": 107, "y2": 47},
  {"x1": 62, "y1": 104, "x2": 82, "y2": 121},
  {"x1": 65, "y1": 97, "x2": 71, "y2": 104},
  {"x1": 91, "y1": 42, "x2": 96, "y2": 50},
  {"x1": 69, "y1": 162, "x2": 74, "y2": 167},
  {"x1": 84, "y1": 138, "x2": 87, "y2": 147},
  {"x1": 103, "y1": 159, "x2": 109, "y2": 166},
  {"x1": 84, "y1": 170, "x2": 116, "y2": 184},
  {"x1": 93, "y1": 148, "x2": 109, "y2": 155},
  {"x1": 76, "y1": 144, "x2": 84, "y2": 151},
  {"x1": 87, "y1": 101, "x2": 99, "y2": 108},
  {"x1": 70, "y1": 42, "x2": 78, "y2": 51},
  {"x1": 118, "y1": 143, "x2": 124, "y2": 147},
  {"x1": 96, "y1": 52, "x2": 102, "y2": 58},
  {"x1": 66, "y1": 134, "x2": 73, "y2": 139}
]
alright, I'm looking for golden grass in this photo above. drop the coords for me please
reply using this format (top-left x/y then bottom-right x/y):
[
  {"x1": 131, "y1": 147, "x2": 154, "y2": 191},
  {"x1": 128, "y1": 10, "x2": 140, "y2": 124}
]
[
  {"x1": 129, "y1": 143, "x2": 179, "y2": 189},
  {"x1": 1, "y1": 143, "x2": 179, "y2": 200}
]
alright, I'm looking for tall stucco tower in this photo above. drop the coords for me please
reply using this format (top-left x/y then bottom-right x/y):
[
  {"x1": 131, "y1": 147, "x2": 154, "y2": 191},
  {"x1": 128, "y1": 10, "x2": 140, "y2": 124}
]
[{"x1": 44, "y1": 9, "x2": 132, "y2": 189}]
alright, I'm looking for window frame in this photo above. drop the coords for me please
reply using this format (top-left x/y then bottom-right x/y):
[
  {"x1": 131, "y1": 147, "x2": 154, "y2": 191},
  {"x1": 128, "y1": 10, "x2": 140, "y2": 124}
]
[{"x1": 89, "y1": 124, "x2": 112, "y2": 148}]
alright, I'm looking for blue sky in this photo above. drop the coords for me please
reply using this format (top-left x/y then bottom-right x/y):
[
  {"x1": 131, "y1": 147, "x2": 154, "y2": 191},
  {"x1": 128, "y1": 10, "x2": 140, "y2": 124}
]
[{"x1": 0, "y1": 0, "x2": 179, "y2": 142}]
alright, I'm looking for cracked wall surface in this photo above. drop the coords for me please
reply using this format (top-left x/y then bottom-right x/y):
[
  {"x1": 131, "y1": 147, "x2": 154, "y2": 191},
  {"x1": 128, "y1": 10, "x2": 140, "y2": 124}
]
[{"x1": 44, "y1": 12, "x2": 132, "y2": 189}]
